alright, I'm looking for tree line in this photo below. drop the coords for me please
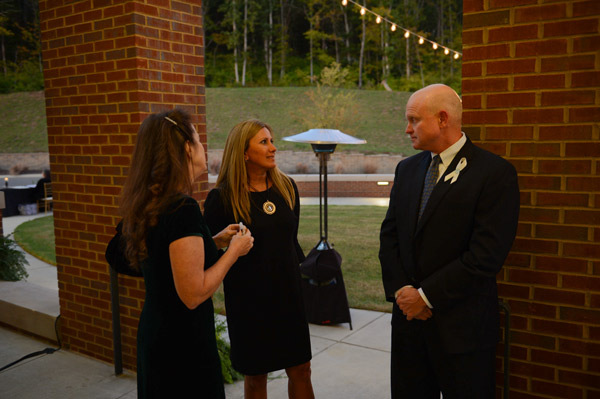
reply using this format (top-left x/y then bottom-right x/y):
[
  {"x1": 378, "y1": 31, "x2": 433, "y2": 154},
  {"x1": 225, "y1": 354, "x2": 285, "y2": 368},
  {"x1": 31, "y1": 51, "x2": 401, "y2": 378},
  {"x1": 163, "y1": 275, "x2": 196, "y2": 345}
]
[
  {"x1": 203, "y1": 0, "x2": 462, "y2": 90},
  {"x1": 0, "y1": 0, "x2": 43, "y2": 93},
  {"x1": 0, "y1": 0, "x2": 462, "y2": 94}
]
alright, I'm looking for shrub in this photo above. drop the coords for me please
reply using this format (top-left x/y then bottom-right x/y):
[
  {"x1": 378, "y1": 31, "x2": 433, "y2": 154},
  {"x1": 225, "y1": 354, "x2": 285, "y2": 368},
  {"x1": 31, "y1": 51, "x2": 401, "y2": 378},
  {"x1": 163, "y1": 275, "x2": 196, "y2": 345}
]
[
  {"x1": 209, "y1": 157, "x2": 221, "y2": 175},
  {"x1": 215, "y1": 317, "x2": 243, "y2": 384},
  {"x1": 0, "y1": 234, "x2": 29, "y2": 281},
  {"x1": 9, "y1": 164, "x2": 29, "y2": 175},
  {"x1": 363, "y1": 162, "x2": 378, "y2": 174},
  {"x1": 0, "y1": 60, "x2": 45, "y2": 94},
  {"x1": 294, "y1": 62, "x2": 359, "y2": 134},
  {"x1": 295, "y1": 162, "x2": 309, "y2": 174}
]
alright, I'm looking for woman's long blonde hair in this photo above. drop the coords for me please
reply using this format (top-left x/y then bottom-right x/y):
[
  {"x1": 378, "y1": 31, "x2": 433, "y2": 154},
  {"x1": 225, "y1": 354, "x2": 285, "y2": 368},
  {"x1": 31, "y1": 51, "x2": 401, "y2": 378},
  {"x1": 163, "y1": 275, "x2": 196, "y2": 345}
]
[
  {"x1": 215, "y1": 119, "x2": 295, "y2": 224},
  {"x1": 119, "y1": 109, "x2": 196, "y2": 269}
]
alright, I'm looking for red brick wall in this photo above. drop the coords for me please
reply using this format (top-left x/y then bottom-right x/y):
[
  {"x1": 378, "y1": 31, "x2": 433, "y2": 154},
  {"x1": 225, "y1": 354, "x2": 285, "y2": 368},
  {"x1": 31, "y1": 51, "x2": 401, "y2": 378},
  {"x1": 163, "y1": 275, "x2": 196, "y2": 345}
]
[
  {"x1": 39, "y1": 0, "x2": 206, "y2": 369},
  {"x1": 296, "y1": 180, "x2": 392, "y2": 198},
  {"x1": 208, "y1": 179, "x2": 394, "y2": 198},
  {"x1": 463, "y1": 1, "x2": 600, "y2": 397}
]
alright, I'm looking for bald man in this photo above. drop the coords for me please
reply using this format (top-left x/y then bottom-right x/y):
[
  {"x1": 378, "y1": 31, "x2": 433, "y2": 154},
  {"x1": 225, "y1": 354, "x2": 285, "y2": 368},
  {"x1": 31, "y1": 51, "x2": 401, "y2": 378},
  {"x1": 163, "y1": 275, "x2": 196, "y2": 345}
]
[{"x1": 379, "y1": 84, "x2": 519, "y2": 398}]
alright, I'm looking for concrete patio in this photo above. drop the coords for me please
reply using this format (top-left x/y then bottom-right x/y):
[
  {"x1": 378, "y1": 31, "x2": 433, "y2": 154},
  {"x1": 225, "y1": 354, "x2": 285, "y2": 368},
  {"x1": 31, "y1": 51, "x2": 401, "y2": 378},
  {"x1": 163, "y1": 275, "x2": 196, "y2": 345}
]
[{"x1": 0, "y1": 204, "x2": 394, "y2": 399}]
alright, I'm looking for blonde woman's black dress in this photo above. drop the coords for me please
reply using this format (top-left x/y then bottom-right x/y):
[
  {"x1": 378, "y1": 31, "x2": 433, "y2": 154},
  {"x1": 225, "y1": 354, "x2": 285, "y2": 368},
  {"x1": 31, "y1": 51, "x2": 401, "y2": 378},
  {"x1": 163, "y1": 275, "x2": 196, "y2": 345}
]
[
  {"x1": 204, "y1": 181, "x2": 312, "y2": 375},
  {"x1": 136, "y1": 196, "x2": 225, "y2": 398}
]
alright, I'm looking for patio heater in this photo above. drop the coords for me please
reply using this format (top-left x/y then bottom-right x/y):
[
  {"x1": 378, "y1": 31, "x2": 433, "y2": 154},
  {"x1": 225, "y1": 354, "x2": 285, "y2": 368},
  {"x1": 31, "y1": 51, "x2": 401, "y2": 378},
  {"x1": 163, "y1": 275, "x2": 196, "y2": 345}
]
[
  {"x1": 283, "y1": 129, "x2": 366, "y2": 329},
  {"x1": 283, "y1": 129, "x2": 366, "y2": 248}
]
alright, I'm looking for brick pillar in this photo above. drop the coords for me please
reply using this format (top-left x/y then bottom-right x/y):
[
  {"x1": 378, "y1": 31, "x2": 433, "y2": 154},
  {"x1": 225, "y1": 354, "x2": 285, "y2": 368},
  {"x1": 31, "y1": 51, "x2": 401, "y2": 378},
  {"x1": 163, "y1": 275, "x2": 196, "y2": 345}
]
[
  {"x1": 39, "y1": 0, "x2": 206, "y2": 369},
  {"x1": 463, "y1": 1, "x2": 599, "y2": 398}
]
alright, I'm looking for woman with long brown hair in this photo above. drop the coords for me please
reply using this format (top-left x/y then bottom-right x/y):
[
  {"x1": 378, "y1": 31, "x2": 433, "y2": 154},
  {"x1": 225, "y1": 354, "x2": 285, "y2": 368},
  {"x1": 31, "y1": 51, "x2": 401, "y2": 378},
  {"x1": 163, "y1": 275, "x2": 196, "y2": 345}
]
[
  {"x1": 204, "y1": 119, "x2": 314, "y2": 399},
  {"x1": 120, "y1": 109, "x2": 254, "y2": 398}
]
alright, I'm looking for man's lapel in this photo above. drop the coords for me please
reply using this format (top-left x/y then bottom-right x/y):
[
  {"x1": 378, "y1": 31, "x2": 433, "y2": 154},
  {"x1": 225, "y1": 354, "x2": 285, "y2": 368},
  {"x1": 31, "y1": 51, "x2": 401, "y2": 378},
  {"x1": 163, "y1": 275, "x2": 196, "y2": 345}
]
[{"x1": 415, "y1": 139, "x2": 476, "y2": 234}]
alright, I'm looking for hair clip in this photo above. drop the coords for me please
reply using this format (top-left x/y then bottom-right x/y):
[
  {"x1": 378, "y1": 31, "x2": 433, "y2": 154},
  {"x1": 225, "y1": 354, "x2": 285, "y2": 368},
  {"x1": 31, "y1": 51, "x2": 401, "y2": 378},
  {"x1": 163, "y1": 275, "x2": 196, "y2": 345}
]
[{"x1": 164, "y1": 116, "x2": 178, "y2": 125}]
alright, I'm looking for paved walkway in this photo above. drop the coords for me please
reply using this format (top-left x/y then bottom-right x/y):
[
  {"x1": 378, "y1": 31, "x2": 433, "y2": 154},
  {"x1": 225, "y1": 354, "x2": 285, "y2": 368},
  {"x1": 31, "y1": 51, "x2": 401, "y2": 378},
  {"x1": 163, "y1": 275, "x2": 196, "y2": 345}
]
[{"x1": 0, "y1": 201, "x2": 393, "y2": 399}]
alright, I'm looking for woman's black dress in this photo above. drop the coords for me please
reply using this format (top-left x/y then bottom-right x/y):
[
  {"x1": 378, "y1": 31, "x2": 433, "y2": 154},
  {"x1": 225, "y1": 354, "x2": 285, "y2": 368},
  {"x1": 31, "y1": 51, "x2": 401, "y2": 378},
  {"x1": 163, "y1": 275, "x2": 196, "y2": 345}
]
[
  {"x1": 137, "y1": 195, "x2": 225, "y2": 398},
  {"x1": 204, "y1": 180, "x2": 312, "y2": 376}
]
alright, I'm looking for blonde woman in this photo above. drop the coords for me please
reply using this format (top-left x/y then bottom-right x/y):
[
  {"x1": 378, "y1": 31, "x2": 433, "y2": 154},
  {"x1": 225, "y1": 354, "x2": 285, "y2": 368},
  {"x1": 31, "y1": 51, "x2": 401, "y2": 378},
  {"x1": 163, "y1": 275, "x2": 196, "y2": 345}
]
[{"x1": 204, "y1": 120, "x2": 314, "y2": 399}]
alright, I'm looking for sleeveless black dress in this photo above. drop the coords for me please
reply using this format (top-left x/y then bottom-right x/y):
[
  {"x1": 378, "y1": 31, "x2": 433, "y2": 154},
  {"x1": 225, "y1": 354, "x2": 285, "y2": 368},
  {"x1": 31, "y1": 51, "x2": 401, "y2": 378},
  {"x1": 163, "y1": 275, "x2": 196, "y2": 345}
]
[
  {"x1": 204, "y1": 180, "x2": 312, "y2": 375},
  {"x1": 137, "y1": 195, "x2": 225, "y2": 398}
]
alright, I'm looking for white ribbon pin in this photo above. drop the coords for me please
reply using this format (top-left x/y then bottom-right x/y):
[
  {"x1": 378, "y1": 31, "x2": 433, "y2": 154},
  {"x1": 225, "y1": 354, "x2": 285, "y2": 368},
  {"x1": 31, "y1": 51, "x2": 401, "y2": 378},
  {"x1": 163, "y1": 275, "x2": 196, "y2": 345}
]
[{"x1": 444, "y1": 157, "x2": 467, "y2": 184}]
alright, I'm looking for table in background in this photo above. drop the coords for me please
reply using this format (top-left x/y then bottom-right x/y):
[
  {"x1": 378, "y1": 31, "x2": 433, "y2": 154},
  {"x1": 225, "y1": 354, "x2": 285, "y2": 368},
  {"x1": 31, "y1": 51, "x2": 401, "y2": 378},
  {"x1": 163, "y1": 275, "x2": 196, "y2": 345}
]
[{"x1": 0, "y1": 186, "x2": 36, "y2": 217}]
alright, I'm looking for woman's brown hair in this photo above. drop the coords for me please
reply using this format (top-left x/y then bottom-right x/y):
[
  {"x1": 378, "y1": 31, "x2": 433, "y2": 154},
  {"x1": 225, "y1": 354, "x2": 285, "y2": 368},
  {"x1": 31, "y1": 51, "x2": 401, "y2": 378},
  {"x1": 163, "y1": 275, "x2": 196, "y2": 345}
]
[
  {"x1": 215, "y1": 119, "x2": 295, "y2": 224},
  {"x1": 119, "y1": 108, "x2": 196, "y2": 269}
]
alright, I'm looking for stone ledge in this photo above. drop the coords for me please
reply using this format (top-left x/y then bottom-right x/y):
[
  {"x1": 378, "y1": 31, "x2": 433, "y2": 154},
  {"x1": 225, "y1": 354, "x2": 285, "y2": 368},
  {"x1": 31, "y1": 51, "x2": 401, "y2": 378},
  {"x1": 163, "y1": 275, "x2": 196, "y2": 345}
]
[
  {"x1": 0, "y1": 280, "x2": 60, "y2": 343},
  {"x1": 208, "y1": 174, "x2": 394, "y2": 198},
  {"x1": 0, "y1": 153, "x2": 50, "y2": 174},
  {"x1": 208, "y1": 149, "x2": 405, "y2": 175},
  {"x1": 208, "y1": 173, "x2": 394, "y2": 183}
]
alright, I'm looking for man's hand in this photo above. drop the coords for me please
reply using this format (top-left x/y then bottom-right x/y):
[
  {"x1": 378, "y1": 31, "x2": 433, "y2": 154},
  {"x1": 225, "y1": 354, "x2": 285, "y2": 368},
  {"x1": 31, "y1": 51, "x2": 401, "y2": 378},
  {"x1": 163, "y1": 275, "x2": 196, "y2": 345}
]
[
  {"x1": 396, "y1": 286, "x2": 432, "y2": 321},
  {"x1": 413, "y1": 307, "x2": 432, "y2": 321}
]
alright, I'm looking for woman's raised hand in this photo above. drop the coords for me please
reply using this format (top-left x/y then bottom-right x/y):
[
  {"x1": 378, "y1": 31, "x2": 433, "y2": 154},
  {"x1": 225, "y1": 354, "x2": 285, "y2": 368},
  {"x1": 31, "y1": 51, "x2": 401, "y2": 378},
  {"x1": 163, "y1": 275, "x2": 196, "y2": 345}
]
[
  {"x1": 213, "y1": 223, "x2": 243, "y2": 250},
  {"x1": 229, "y1": 228, "x2": 254, "y2": 257}
]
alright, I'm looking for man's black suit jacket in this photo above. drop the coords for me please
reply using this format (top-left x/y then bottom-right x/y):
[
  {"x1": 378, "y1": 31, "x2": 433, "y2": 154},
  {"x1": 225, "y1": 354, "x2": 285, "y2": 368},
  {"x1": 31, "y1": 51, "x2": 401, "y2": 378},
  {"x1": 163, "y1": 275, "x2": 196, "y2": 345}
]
[{"x1": 379, "y1": 137, "x2": 520, "y2": 354}]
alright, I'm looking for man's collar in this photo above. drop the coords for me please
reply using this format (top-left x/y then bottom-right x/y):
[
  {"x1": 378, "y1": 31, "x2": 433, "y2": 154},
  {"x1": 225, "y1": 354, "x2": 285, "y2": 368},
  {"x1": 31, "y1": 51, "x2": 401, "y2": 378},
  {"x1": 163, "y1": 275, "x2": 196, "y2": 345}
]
[{"x1": 430, "y1": 132, "x2": 466, "y2": 165}]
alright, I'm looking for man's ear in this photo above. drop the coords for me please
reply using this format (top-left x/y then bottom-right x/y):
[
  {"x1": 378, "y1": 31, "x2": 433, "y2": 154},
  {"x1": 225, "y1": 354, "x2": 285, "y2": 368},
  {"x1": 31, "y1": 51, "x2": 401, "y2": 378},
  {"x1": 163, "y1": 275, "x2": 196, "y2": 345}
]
[{"x1": 438, "y1": 110, "x2": 449, "y2": 128}]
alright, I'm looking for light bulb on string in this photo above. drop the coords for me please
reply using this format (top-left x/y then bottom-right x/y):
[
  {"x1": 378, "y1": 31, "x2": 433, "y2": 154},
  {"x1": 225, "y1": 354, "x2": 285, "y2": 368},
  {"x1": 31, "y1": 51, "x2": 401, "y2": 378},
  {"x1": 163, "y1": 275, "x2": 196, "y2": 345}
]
[{"x1": 343, "y1": 0, "x2": 462, "y2": 59}]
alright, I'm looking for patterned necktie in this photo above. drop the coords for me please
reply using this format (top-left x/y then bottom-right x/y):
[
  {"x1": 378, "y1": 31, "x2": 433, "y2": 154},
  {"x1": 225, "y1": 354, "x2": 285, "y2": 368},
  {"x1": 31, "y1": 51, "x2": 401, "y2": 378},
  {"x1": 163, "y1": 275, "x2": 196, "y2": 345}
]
[{"x1": 418, "y1": 155, "x2": 441, "y2": 220}]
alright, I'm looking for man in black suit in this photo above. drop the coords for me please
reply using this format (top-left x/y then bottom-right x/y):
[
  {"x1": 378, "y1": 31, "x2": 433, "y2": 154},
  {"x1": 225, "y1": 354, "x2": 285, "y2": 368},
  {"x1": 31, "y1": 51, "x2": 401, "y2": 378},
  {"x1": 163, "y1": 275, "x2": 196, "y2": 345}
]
[{"x1": 379, "y1": 84, "x2": 519, "y2": 398}]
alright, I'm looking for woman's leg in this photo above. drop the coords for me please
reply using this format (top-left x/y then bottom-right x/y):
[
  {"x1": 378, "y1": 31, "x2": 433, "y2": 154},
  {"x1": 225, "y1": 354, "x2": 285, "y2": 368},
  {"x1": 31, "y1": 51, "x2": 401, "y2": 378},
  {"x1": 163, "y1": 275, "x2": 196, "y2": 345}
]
[
  {"x1": 285, "y1": 361, "x2": 314, "y2": 399},
  {"x1": 244, "y1": 374, "x2": 268, "y2": 399}
]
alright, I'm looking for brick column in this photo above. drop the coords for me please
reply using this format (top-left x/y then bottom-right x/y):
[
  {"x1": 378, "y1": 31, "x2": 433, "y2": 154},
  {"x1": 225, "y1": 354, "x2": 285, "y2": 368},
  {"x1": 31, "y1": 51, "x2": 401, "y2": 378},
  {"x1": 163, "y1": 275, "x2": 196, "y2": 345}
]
[
  {"x1": 39, "y1": 0, "x2": 206, "y2": 369},
  {"x1": 463, "y1": 1, "x2": 599, "y2": 397}
]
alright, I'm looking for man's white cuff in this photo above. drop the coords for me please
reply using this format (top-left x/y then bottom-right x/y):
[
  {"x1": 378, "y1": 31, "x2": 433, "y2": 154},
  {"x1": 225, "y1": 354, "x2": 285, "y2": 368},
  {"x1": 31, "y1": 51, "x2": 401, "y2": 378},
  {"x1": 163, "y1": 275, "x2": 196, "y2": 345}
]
[{"x1": 418, "y1": 287, "x2": 433, "y2": 309}]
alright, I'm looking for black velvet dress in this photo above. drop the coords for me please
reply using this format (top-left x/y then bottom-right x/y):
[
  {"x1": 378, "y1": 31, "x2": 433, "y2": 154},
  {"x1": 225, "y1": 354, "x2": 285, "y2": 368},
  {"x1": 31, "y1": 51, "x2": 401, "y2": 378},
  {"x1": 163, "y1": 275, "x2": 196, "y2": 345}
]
[
  {"x1": 137, "y1": 195, "x2": 225, "y2": 399},
  {"x1": 204, "y1": 180, "x2": 312, "y2": 375}
]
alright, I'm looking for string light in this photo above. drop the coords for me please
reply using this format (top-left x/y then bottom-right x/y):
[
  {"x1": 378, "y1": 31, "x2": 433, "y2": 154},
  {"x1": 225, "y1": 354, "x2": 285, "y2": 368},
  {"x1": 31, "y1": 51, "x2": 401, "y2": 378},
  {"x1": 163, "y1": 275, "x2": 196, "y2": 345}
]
[{"x1": 341, "y1": 0, "x2": 461, "y2": 58}]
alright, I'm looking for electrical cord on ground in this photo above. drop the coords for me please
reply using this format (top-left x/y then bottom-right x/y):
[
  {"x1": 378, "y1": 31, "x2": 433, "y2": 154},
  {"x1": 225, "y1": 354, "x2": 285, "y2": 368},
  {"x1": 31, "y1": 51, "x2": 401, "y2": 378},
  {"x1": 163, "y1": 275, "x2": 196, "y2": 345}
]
[{"x1": 0, "y1": 314, "x2": 62, "y2": 373}]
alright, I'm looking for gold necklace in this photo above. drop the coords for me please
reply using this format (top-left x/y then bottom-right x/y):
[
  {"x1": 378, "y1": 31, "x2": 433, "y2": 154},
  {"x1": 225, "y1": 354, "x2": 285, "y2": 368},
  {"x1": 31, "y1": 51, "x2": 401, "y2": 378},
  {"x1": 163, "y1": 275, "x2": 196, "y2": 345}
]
[{"x1": 248, "y1": 176, "x2": 276, "y2": 215}]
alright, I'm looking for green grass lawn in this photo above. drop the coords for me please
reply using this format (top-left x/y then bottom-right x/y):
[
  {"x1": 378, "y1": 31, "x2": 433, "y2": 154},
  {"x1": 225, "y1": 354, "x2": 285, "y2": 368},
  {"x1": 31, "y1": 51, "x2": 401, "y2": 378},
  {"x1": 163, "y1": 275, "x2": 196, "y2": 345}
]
[
  {"x1": 13, "y1": 215, "x2": 57, "y2": 266},
  {"x1": 297, "y1": 205, "x2": 390, "y2": 312},
  {"x1": 0, "y1": 91, "x2": 49, "y2": 153},
  {"x1": 1, "y1": 88, "x2": 416, "y2": 156},
  {"x1": 206, "y1": 87, "x2": 415, "y2": 155},
  {"x1": 19, "y1": 205, "x2": 391, "y2": 313},
  {"x1": 212, "y1": 204, "x2": 391, "y2": 314}
]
